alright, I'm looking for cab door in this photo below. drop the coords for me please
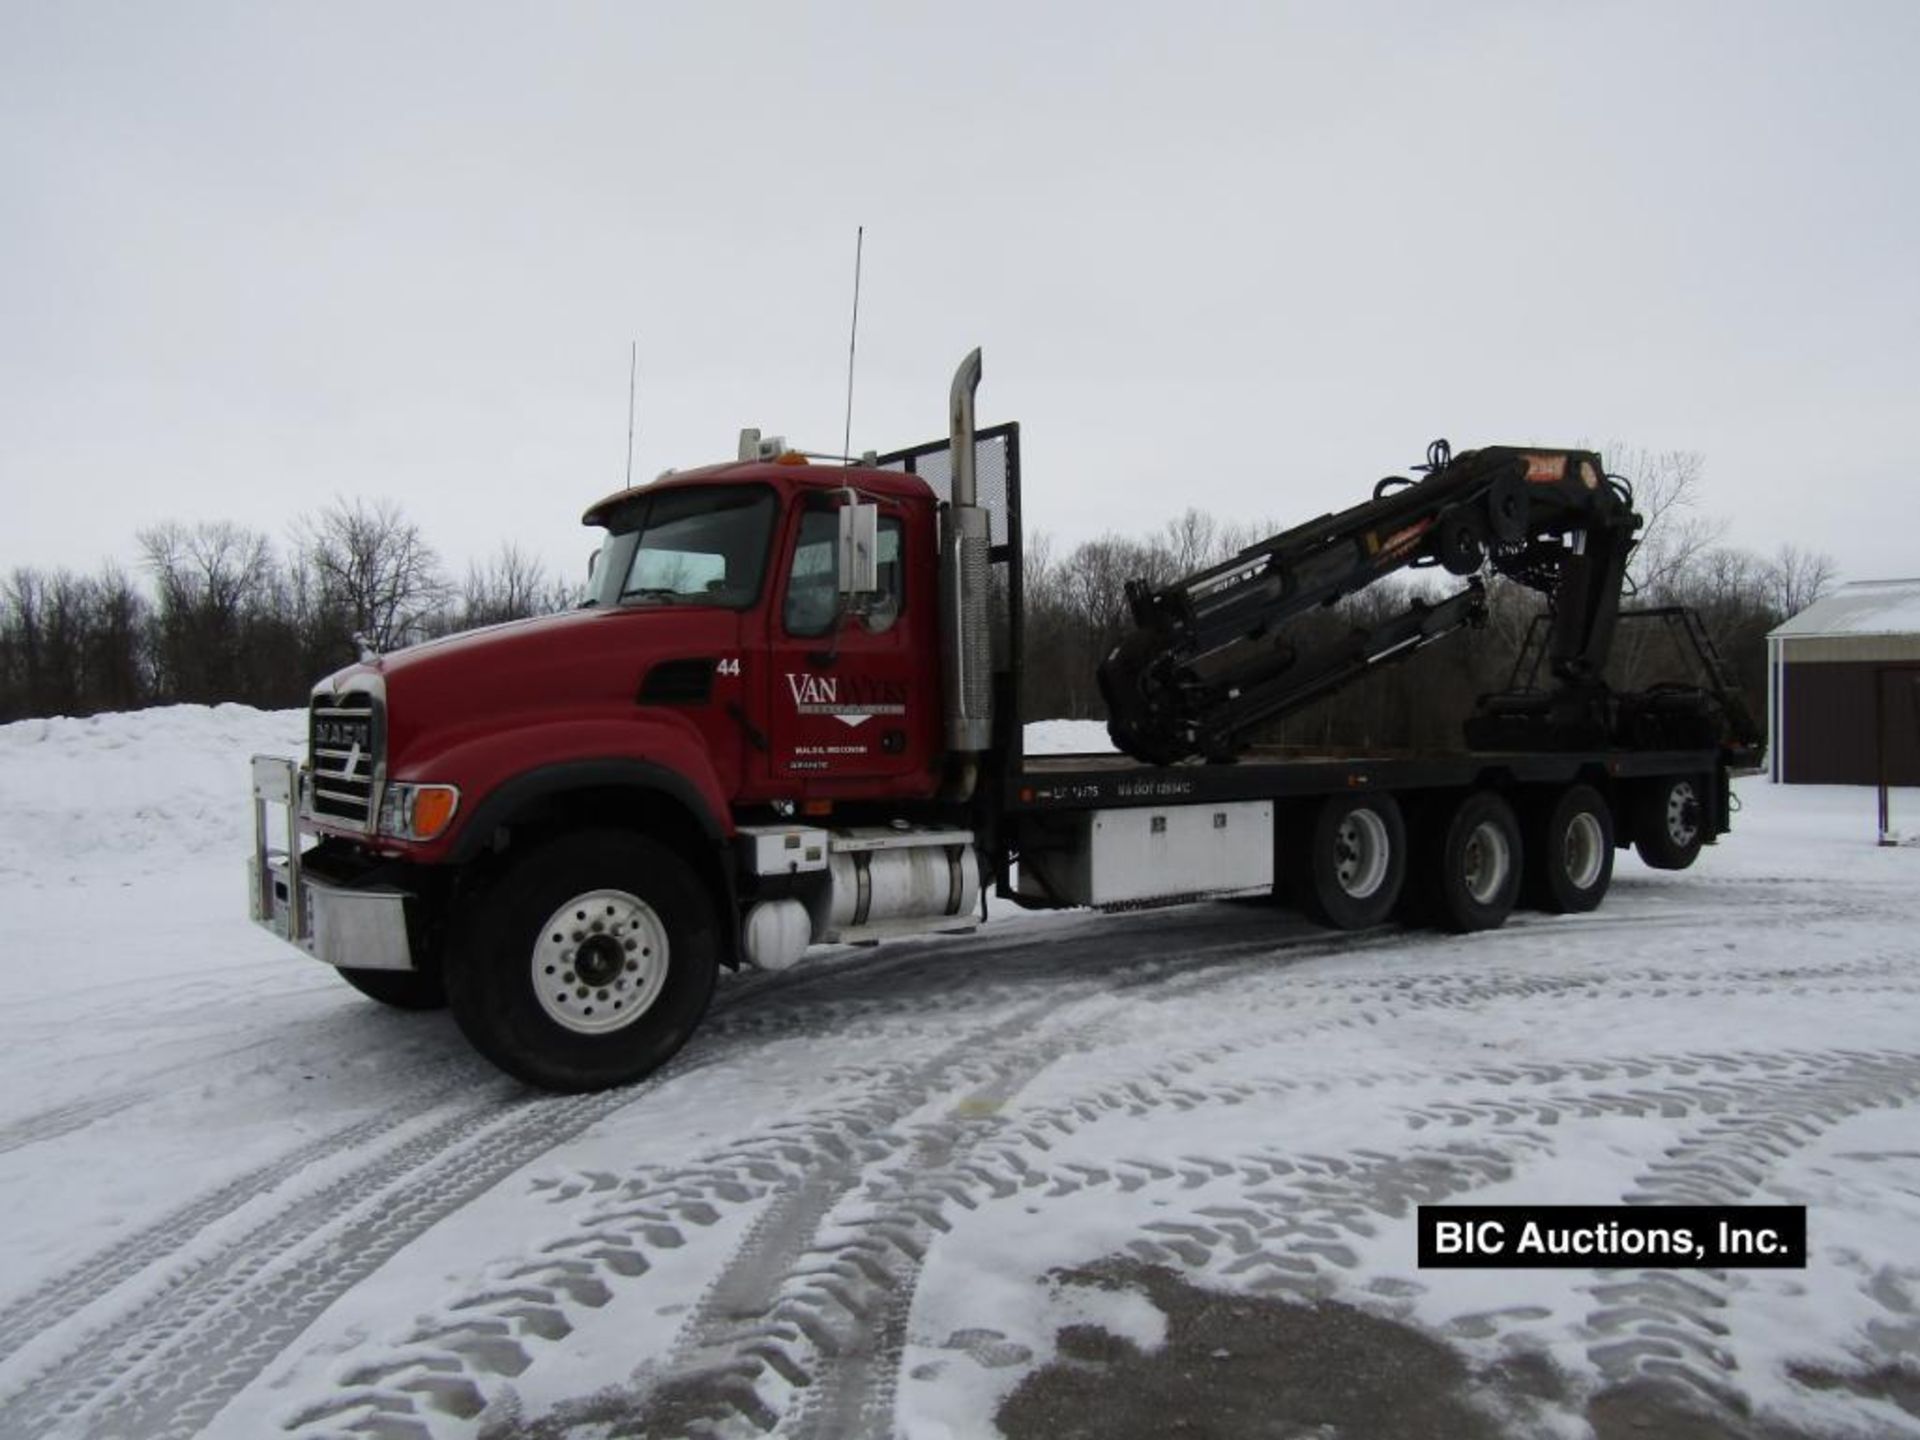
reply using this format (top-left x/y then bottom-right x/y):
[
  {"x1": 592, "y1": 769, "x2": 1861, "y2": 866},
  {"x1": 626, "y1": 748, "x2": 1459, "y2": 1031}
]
[{"x1": 761, "y1": 496, "x2": 929, "y2": 795}]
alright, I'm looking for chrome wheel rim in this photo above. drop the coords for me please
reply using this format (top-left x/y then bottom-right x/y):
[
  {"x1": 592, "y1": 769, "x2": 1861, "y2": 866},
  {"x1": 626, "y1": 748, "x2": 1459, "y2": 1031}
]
[
  {"x1": 1334, "y1": 809, "x2": 1391, "y2": 899},
  {"x1": 533, "y1": 889, "x2": 669, "y2": 1035},
  {"x1": 1563, "y1": 811, "x2": 1605, "y2": 890},
  {"x1": 1462, "y1": 821, "x2": 1512, "y2": 905},
  {"x1": 1666, "y1": 782, "x2": 1700, "y2": 848}
]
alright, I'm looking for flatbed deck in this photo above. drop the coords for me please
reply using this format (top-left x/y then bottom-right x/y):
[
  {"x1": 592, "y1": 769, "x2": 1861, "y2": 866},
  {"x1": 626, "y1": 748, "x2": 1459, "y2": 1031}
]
[{"x1": 1005, "y1": 746, "x2": 1723, "y2": 812}]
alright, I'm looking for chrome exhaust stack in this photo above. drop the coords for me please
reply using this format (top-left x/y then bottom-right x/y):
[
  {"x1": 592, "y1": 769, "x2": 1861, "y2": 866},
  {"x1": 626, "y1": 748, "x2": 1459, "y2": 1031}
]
[{"x1": 942, "y1": 347, "x2": 993, "y2": 762}]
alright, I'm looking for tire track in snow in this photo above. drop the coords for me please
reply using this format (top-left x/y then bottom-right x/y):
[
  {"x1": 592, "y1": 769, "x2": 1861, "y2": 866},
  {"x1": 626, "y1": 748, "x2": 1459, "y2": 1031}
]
[
  {"x1": 2, "y1": 940, "x2": 1136, "y2": 1437},
  {"x1": 794, "y1": 1046, "x2": 1920, "y2": 1437},
  {"x1": 267, "y1": 948, "x2": 1474, "y2": 1439},
  {"x1": 0, "y1": 1073, "x2": 482, "y2": 1371},
  {"x1": 1, "y1": 1095, "x2": 520, "y2": 1440},
  {"x1": 14, "y1": 861, "x2": 1907, "y2": 1439},
  {"x1": 264, "y1": 911, "x2": 1920, "y2": 1439},
  {"x1": 25, "y1": 936, "x2": 1230, "y2": 1440},
  {"x1": 974, "y1": 1045, "x2": 1920, "y2": 1424},
  {"x1": 282, "y1": 992, "x2": 1118, "y2": 1439},
  {"x1": 0, "y1": 1090, "x2": 150, "y2": 1161},
  {"x1": 1577, "y1": 1049, "x2": 1920, "y2": 1408},
  {"x1": 277, "y1": 958, "x2": 1297, "y2": 1438},
  {"x1": 6, "y1": 1038, "x2": 758, "y2": 1440},
  {"x1": 505, "y1": 968, "x2": 1500, "y2": 1439},
  {"x1": 771, "y1": 1025, "x2": 1572, "y2": 1435}
]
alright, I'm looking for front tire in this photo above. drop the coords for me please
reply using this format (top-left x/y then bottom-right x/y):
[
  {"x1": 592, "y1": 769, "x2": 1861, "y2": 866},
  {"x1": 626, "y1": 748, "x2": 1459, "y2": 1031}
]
[
  {"x1": 338, "y1": 966, "x2": 447, "y2": 1010},
  {"x1": 446, "y1": 829, "x2": 719, "y2": 1092},
  {"x1": 1524, "y1": 784, "x2": 1614, "y2": 913},
  {"x1": 1633, "y1": 775, "x2": 1707, "y2": 871}
]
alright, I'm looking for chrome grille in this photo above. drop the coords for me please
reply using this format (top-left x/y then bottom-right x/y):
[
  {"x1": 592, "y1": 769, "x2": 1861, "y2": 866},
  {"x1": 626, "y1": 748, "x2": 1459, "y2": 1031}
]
[{"x1": 309, "y1": 690, "x2": 380, "y2": 829}]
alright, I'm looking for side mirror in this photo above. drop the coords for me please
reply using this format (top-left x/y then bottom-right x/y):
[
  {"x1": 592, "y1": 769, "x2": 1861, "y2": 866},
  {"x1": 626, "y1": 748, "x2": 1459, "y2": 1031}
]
[{"x1": 837, "y1": 501, "x2": 880, "y2": 596}]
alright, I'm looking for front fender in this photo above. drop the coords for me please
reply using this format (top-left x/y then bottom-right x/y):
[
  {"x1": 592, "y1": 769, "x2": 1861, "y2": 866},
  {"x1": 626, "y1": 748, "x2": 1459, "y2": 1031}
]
[{"x1": 399, "y1": 717, "x2": 734, "y2": 864}]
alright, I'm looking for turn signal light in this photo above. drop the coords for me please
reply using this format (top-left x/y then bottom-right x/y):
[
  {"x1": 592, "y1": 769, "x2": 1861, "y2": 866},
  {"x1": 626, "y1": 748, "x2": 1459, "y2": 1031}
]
[
  {"x1": 410, "y1": 786, "x2": 460, "y2": 839},
  {"x1": 379, "y1": 782, "x2": 461, "y2": 841}
]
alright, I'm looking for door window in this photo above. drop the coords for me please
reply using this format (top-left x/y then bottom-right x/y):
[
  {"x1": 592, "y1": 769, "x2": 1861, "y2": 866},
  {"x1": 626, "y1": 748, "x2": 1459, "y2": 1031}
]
[{"x1": 784, "y1": 508, "x2": 904, "y2": 637}]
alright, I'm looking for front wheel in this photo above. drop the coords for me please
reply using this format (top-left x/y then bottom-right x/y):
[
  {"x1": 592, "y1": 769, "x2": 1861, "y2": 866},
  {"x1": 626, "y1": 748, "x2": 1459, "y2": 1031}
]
[
  {"x1": 1633, "y1": 775, "x2": 1707, "y2": 871},
  {"x1": 445, "y1": 829, "x2": 719, "y2": 1092}
]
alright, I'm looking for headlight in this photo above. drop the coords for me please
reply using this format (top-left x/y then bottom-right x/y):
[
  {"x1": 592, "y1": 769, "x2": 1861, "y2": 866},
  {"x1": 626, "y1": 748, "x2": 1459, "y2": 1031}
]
[{"x1": 378, "y1": 782, "x2": 461, "y2": 842}]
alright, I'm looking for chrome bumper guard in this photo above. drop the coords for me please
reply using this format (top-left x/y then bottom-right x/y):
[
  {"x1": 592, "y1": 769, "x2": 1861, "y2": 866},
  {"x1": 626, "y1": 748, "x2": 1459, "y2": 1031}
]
[{"x1": 249, "y1": 755, "x2": 415, "y2": 973}]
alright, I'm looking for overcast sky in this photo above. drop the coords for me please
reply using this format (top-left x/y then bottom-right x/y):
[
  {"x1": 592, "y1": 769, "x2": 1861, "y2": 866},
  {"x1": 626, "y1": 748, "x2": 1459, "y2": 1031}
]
[{"x1": 3, "y1": 2, "x2": 1917, "y2": 591}]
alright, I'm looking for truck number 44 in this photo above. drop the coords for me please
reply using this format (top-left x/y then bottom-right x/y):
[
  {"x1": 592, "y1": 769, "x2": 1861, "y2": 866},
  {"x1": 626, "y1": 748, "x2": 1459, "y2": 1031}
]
[{"x1": 717, "y1": 658, "x2": 742, "y2": 677}]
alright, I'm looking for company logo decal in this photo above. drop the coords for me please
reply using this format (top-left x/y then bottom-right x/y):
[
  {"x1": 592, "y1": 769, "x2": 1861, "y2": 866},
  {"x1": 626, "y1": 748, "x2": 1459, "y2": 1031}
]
[{"x1": 784, "y1": 673, "x2": 908, "y2": 729}]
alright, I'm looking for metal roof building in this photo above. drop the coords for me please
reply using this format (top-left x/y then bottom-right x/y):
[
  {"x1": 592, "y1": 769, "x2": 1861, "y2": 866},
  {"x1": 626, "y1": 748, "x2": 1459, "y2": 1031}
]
[{"x1": 1767, "y1": 579, "x2": 1920, "y2": 784}]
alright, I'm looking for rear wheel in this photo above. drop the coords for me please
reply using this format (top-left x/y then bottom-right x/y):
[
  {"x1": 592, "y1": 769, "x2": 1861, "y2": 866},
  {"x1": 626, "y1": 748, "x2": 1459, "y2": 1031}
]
[
  {"x1": 446, "y1": 829, "x2": 719, "y2": 1092},
  {"x1": 1525, "y1": 784, "x2": 1614, "y2": 913},
  {"x1": 1633, "y1": 775, "x2": 1706, "y2": 871},
  {"x1": 1412, "y1": 790, "x2": 1523, "y2": 933},
  {"x1": 338, "y1": 966, "x2": 446, "y2": 1010},
  {"x1": 1290, "y1": 793, "x2": 1406, "y2": 929}
]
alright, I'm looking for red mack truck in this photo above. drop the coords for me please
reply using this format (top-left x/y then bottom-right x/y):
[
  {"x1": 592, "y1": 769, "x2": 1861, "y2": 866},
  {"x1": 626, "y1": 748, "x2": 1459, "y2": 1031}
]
[{"x1": 250, "y1": 351, "x2": 1761, "y2": 1091}]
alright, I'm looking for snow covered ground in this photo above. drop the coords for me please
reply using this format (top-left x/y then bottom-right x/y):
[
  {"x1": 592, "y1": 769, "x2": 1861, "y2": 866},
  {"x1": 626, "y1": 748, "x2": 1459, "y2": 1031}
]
[{"x1": 1, "y1": 705, "x2": 1918, "y2": 1439}]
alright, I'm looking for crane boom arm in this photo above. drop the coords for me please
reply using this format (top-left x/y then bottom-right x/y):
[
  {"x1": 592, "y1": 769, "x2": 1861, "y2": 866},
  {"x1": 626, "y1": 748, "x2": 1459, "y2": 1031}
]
[{"x1": 1097, "y1": 444, "x2": 1639, "y2": 764}]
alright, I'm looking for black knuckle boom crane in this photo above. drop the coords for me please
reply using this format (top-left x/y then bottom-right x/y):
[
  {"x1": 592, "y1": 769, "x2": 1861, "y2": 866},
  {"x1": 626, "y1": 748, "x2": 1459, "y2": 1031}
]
[{"x1": 1097, "y1": 442, "x2": 1760, "y2": 767}]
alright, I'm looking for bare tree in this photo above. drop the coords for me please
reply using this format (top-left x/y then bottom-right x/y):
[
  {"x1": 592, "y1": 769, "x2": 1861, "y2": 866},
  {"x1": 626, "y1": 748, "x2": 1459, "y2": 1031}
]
[
  {"x1": 0, "y1": 570, "x2": 47, "y2": 718},
  {"x1": 1607, "y1": 447, "x2": 1725, "y2": 600},
  {"x1": 1161, "y1": 508, "x2": 1218, "y2": 575},
  {"x1": 79, "y1": 564, "x2": 148, "y2": 712},
  {"x1": 295, "y1": 498, "x2": 450, "y2": 655},
  {"x1": 1764, "y1": 544, "x2": 1836, "y2": 618},
  {"x1": 460, "y1": 543, "x2": 565, "y2": 628},
  {"x1": 138, "y1": 521, "x2": 278, "y2": 702}
]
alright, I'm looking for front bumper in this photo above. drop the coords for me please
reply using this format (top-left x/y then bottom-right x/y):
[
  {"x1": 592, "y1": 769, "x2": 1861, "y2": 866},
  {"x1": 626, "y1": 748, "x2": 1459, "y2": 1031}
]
[{"x1": 248, "y1": 755, "x2": 416, "y2": 973}]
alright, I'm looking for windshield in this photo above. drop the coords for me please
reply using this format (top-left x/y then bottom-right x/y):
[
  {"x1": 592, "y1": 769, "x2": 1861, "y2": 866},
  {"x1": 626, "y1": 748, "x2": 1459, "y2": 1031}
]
[{"x1": 586, "y1": 485, "x2": 777, "y2": 609}]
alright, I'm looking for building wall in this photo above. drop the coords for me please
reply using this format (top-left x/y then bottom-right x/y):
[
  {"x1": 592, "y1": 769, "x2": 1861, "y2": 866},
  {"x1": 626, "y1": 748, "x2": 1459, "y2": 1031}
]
[
  {"x1": 1781, "y1": 657, "x2": 1920, "y2": 784},
  {"x1": 1777, "y1": 635, "x2": 1920, "y2": 665}
]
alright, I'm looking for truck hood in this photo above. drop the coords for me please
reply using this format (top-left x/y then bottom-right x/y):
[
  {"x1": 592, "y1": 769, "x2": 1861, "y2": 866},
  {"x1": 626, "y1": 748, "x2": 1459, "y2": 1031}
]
[{"x1": 332, "y1": 606, "x2": 738, "y2": 773}]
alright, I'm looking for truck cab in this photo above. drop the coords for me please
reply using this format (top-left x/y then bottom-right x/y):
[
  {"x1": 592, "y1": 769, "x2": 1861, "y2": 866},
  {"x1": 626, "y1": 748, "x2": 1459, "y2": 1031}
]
[{"x1": 253, "y1": 359, "x2": 1002, "y2": 1091}]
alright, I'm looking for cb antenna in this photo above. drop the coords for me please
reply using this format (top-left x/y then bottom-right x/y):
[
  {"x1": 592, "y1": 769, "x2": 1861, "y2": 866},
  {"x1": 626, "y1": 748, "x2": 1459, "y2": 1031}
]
[
  {"x1": 842, "y1": 225, "x2": 864, "y2": 464},
  {"x1": 624, "y1": 339, "x2": 638, "y2": 487}
]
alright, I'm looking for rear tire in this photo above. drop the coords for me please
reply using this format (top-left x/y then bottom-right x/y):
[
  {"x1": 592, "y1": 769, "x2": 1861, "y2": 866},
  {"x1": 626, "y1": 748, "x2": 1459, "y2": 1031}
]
[
  {"x1": 445, "y1": 829, "x2": 719, "y2": 1092},
  {"x1": 338, "y1": 966, "x2": 446, "y2": 1011},
  {"x1": 1524, "y1": 784, "x2": 1614, "y2": 913},
  {"x1": 1633, "y1": 775, "x2": 1707, "y2": 871},
  {"x1": 1290, "y1": 793, "x2": 1406, "y2": 929},
  {"x1": 1411, "y1": 790, "x2": 1523, "y2": 933}
]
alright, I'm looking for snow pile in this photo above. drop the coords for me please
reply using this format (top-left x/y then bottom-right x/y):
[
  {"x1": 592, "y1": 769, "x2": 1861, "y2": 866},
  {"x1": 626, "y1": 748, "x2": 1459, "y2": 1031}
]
[
  {"x1": 1021, "y1": 719, "x2": 1116, "y2": 754},
  {"x1": 0, "y1": 705, "x2": 304, "y2": 883}
]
